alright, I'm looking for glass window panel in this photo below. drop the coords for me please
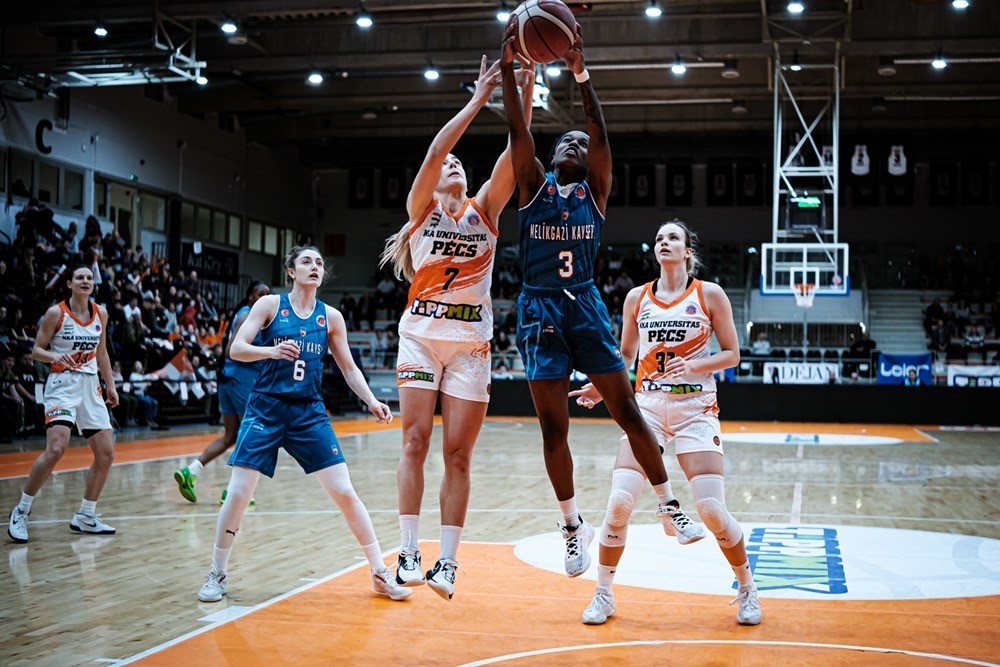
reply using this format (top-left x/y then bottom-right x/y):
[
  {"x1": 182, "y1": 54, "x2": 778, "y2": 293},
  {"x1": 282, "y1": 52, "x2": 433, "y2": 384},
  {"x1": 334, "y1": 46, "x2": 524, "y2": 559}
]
[
  {"x1": 181, "y1": 202, "x2": 195, "y2": 237},
  {"x1": 11, "y1": 153, "x2": 34, "y2": 198},
  {"x1": 95, "y1": 179, "x2": 109, "y2": 217},
  {"x1": 65, "y1": 169, "x2": 83, "y2": 210},
  {"x1": 228, "y1": 214, "x2": 241, "y2": 247},
  {"x1": 212, "y1": 211, "x2": 227, "y2": 243},
  {"x1": 196, "y1": 206, "x2": 211, "y2": 239},
  {"x1": 38, "y1": 163, "x2": 58, "y2": 204},
  {"x1": 248, "y1": 221, "x2": 262, "y2": 252},
  {"x1": 140, "y1": 193, "x2": 166, "y2": 231},
  {"x1": 264, "y1": 225, "x2": 278, "y2": 255}
]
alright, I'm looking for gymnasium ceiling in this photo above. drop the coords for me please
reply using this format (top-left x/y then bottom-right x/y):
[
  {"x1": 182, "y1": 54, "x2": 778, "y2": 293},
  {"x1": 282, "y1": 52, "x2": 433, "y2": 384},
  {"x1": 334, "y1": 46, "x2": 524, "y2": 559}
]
[{"x1": 3, "y1": 1, "x2": 1000, "y2": 165}]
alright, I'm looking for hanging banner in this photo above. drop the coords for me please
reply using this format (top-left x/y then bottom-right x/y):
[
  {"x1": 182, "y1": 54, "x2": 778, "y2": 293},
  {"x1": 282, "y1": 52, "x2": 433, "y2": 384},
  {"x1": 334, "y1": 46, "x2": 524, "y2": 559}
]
[
  {"x1": 763, "y1": 362, "x2": 838, "y2": 384},
  {"x1": 877, "y1": 353, "x2": 934, "y2": 385},
  {"x1": 947, "y1": 365, "x2": 1000, "y2": 388}
]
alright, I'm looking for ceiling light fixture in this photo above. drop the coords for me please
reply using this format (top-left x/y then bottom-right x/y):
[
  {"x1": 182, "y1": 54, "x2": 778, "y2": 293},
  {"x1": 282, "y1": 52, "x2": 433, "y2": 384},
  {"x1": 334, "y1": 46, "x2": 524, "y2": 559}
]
[
  {"x1": 356, "y1": 4, "x2": 373, "y2": 29},
  {"x1": 196, "y1": 75, "x2": 208, "y2": 86},
  {"x1": 307, "y1": 72, "x2": 324, "y2": 85},
  {"x1": 645, "y1": 1, "x2": 663, "y2": 18},
  {"x1": 497, "y1": 1, "x2": 511, "y2": 22},
  {"x1": 546, "y1": 65, "x2": 561, "y2": 77},
  {"x1": 220, "y1": 19, "x2": 238, "y2": 34},
  {"x1": 952, "y1": 0, "x2": 969, "y2": 8},
  {"x1": 93, "y1": 24, "x2": 109, "y2": 38},
  {"x1": 424, "y1": 65, "x2": 440, "y2": 81},
  {"x1": 790, "y1": 52, "x2": 802, "y2": 71},
  {"x1": 787, "y1": 1, "x2": 805, "y2": 14},
  {"x1": 671, "y1": 55, "x2": 686, "y2": 76},
  {"x1": 877, "y1": 57, "x2": 897, "y2": 76},
  {"x1": 721, "y1": 61, "x2": 740, "y2": 79},
  {"x1": 931, "y1": 52, "x2": 947, "y2": 70}
]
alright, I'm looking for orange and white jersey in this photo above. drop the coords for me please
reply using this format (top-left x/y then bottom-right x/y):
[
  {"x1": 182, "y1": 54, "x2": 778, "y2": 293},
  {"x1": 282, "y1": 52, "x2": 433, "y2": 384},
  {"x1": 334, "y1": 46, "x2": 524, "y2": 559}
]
[
  {"x1": 399, "y1": 198, "x2": 498, "y2": 342},
  {"x1": 633, "y1": 279, "x2": 715, "y2": 395},
  {"x1": 50, "y1": 301, "x2": 102, "y2": 374}
]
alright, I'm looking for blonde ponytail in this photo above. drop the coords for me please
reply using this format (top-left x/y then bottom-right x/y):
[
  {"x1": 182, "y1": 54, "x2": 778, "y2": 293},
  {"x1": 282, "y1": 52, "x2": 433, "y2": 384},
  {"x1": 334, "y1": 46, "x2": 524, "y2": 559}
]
[{"x1": 379, "y1": 222, "x2": 415, "y2": 282}]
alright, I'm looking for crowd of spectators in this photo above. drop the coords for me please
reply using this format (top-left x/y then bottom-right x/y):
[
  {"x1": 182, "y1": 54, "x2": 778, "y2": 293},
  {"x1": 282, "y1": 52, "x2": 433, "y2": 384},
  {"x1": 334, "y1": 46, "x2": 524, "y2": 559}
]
[
  {"x1": 924, "y1": 294, "x2": 1000, "y2": 361},
  {"x1": 0, "y1": 200, "x2": 232, "y2": 440}
]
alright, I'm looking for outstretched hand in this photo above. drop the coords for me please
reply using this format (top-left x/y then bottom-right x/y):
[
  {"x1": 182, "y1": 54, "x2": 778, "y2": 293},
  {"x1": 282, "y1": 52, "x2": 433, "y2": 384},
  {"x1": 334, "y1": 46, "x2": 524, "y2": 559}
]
[
  {"x1": 472, "y1": 55, "x2": 503, "y2": 100},
  {"x1": 568, "y1": 382, "x2": 603, "y2": 409}
]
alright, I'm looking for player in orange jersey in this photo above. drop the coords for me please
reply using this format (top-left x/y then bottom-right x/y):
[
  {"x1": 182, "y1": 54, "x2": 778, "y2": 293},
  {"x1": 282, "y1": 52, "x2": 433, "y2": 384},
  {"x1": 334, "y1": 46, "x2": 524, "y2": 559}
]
[
  {"x1": 7, "y1": 266, "x2": 119, "y2": 542},
  {"x1": 571, "y1": 220, "x2": 761, "y2": 627},
  {"x1": 379, "y1": 55, "x2": 533, "y2": 600}
]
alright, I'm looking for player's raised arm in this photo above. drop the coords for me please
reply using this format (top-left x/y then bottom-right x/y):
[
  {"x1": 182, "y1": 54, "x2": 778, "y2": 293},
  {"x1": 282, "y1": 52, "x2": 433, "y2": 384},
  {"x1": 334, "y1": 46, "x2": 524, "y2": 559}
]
[
  {"x1": 500, "y1": 25, "x2": 545, "y2": 206},
  {"x1": 407, "y1": 56, "x2": 502, "y2": 221},
  {"x1": 563, "y1": 27, "x2": 612, "y2": 213},
  {"x1": 478, "y1": 61, "x2": 535, "y2": 221}
]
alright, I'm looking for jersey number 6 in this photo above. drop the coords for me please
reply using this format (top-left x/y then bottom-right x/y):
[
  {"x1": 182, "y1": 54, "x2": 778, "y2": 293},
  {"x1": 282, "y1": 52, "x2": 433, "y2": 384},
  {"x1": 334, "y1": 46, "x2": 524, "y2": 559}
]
[{"x1": 292, "y1": 359, "x2": 306, "y2": 381}]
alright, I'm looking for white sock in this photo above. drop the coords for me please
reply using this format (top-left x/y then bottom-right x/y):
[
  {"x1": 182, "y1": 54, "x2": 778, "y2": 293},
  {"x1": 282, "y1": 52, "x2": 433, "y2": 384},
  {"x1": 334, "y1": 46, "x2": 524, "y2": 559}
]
[
  {"x1": 558, "y1": 497, "x2": 580, "y2": 527},
  {"x1": 188, "y1": 460, "x2": 204, "y2": 476},
  {"x1": 399, "y1": 514, "x2": 420, "y2": 549},
  {"x1": 17, "y1": 492, "x2": 34, "y2": 514},
  {"x1": 79, "y1": 499, "x2": 97, "y2": 516},
  {"x1": 651, "y1": 481, "x2": 675, "y2": 506},
  {"x1": 212, "y1": 546, "x2": 232, "y2": 574},
  {"x1": 440, "y1": 525, "x2": 463, "y2": 561},
  {"x1": 733, "y1": 561, "x2": 755, "y2": 587},
  {"x1": 597, "y1": 564, "x2": 617, "y2": 588},
  {"x1": 362, "y1": 541, "x2": 384, "y2": 572}
]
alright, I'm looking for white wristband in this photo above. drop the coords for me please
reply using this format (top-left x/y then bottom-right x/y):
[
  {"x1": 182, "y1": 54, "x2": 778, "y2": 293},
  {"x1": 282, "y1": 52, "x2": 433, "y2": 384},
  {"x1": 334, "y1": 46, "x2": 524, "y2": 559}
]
[{"x1": 574, "y1": 69, "x2": 590, "y2": 83}]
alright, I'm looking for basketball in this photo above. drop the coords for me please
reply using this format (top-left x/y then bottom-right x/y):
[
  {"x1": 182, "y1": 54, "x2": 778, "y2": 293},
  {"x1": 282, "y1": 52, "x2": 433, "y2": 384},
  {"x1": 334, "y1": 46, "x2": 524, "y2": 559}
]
[{"x1": 507, "y1": 0, "x2": 578, "y2": 64}]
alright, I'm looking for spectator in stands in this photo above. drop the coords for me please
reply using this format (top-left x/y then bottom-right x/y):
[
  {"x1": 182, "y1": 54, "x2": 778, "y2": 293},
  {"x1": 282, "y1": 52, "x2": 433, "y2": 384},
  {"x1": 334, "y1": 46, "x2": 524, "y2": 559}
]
[
  {"x1": 130, "y1": 360, "x2": 165, "y2": 430},
  {"x1": 493, "y1": 329, "x2": 513, "y2": 365},
  {"x1": 111, "y1": 361, "x2": 138, "y2": 427},
  {"x1": 12, "y1": 349, "x2": 41, "y2": 434},
  {"x1": 751, "y1": 332, "x2": 772, "y2": 357},
  {"x1": 492, "y1": 359, "x2": 514, "y2": 380},
  {"x1": 924, "y1": 297, "x2": 945, "y2": 334},
  {"x1": 356, "y1": 292, "x2": 376, "y2": 331},
  {"x1": 953, "y1": 298, "x2": 971, "y2": 333},
  {"x1": 64, "y1": 221, "x2": 80, "y2": 255},
  {"x1": 849, "y1": 333, "x2": 877, "y2": 358},
  {"x1": 0, "y1": 351, "x2": 25, "y2": 439},
  {"x1": 903, "y1": 368, "x2": 925, "y2": 386},
  {"x1": 191, "y1": 355, "x2": 217, "y2": 420},
  {"x1": 340, "y1": 292, "x2": 358, "y2": 330},
  {"x1": 965, "y1": 319, "x2": 986, "y2": 356},
  {"x1": 928, "y1": 318, "x2": 950, "y2": 353}
]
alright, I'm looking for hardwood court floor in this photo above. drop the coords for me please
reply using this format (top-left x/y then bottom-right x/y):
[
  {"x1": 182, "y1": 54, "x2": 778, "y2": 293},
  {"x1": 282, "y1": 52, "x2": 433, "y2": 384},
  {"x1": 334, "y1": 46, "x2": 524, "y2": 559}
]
[{"x1": 1, "y1": 417, "x2": 998, "y2": 666}]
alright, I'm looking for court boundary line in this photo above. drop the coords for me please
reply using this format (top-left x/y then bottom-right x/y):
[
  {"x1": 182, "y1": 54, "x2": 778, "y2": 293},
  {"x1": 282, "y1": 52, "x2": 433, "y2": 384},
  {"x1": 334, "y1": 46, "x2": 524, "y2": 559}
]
[
  {"x1": 0, "y1": 431, "x2": 382, "y2": 481},
  {"x1": 7, "y1": 509, "x2": 1000, "y2": 528},
  {"x1": 459, "y1": 639, "x2": 1000, "y2": 667},
  {"x1": 115, "y1": 557, "x2": 373, "y2": 665}
]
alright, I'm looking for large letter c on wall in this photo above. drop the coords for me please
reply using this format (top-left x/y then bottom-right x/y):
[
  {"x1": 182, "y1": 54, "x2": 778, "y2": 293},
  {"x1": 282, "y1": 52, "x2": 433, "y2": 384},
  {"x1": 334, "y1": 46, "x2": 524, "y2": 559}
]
[{"x1": 35, "y1": 119, "x2": 53, "y2": 154}]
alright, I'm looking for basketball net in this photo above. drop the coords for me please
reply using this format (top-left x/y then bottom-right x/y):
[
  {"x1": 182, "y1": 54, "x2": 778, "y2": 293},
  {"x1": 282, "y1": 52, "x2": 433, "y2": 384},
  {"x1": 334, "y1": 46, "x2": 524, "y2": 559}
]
[{"x1": 794, "y1": 283, "x2": 816, "y2": 308}]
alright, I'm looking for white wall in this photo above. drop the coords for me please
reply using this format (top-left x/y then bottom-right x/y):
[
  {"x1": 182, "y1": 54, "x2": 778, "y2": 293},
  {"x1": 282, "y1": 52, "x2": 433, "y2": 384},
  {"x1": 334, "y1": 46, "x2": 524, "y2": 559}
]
[{"x1": 0, "y1": 86, "x2": 311, "y2": 240}]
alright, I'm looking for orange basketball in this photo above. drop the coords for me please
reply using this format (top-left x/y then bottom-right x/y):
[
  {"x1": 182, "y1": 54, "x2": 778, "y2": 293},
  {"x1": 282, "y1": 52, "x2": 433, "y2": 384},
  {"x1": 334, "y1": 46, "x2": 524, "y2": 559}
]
[{"x1": 506, "y1": 0, "x2": 578, "y2": 65}]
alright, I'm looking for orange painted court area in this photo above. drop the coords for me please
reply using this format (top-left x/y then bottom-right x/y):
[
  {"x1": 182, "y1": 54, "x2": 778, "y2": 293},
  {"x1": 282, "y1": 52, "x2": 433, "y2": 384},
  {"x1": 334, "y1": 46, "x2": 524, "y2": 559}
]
[{"x1": 134, "y1": 542, "x2": 1000, "y2": 666}]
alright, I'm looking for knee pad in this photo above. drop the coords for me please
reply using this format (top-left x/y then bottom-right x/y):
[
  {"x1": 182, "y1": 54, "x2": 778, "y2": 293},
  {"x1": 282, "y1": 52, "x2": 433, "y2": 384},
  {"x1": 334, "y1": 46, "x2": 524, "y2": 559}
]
[
  {"x1": 691, "y1": 474, "x2": 743, "y2": 547},
  {"x1": 604, "y1": 488, "x2": 635, "y2": 527}
]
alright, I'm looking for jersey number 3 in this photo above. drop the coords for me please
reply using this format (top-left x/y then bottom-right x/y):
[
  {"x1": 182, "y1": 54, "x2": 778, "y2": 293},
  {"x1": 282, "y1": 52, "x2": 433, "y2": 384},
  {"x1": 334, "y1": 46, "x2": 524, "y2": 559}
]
[
  {"x1": 558, "y1": 251, "x2": 573, "y2": 278},
  {"x1": 293, "y1": 359, "x2": 306, "y2": 381}
]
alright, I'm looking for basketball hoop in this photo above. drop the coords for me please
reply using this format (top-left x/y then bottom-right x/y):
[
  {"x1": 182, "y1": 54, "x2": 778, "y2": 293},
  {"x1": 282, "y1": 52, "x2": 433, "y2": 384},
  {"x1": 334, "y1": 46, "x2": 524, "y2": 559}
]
[{"x1": 794, "y1": 283, "x2": 816, "y2": 308}]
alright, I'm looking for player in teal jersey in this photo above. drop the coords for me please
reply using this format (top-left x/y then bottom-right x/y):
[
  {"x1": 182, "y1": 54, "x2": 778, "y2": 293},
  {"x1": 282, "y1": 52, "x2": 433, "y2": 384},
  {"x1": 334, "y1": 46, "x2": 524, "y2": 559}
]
[
  {"x1": 500, "y1": 24, "x2": 701, "y2": 581},
  {"x1": 173, "y1": 280, "x2": 270, "y2": 504},
  {"x1": 196, "y1": 246, "x2": 410, "y2": 604}
]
